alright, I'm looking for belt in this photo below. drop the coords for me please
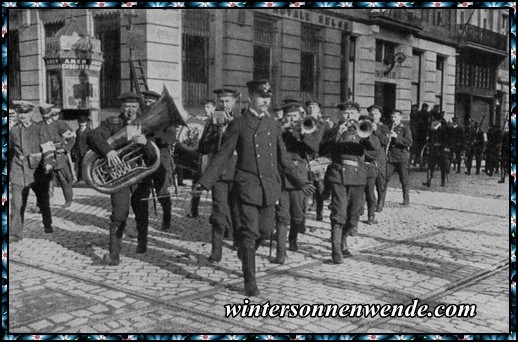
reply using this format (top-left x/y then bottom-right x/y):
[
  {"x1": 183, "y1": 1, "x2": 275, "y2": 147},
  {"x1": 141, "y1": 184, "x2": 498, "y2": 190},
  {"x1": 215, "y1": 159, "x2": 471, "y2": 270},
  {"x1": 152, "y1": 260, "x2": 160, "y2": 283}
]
[{"x1": 337, "y1": 160, "x2": 358, "y2": 167}]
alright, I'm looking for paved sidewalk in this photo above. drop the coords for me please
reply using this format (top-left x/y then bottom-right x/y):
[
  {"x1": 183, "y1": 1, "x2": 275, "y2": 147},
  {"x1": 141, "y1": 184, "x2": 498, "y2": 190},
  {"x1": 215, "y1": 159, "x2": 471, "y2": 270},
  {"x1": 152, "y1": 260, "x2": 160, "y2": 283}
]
[{"x1": 8, "y1": 181, "x2": 510, "y2": 334}]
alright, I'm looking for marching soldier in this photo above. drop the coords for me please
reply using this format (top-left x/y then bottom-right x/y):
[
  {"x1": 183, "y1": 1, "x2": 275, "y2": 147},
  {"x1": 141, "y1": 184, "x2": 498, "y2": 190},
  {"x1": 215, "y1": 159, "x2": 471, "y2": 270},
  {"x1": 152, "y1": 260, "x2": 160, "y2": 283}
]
[
  {"x1": 422, "y1": 113, "x2": 451, "y2": 187},
  {"x1": 198, "y1": 88, "x2": 241, "y2": 262},
  {"x1": 320, "y1": 101, "x2": 375, "y2": 263},
  {"x1": 368, "y1": 105, "x2": 390, "y2": 213},
  {"x1": 485, "y1": 123, "x2": 502, "y2": 177},
  {"x1": 141, "y1": 90, "x2": 175, "y2": 231},
  {"x1": 40, "y1": 103, "x2": 76, "y2": 208},
  {"x1": 87, "y1": 92, "x2": 157, "y2": 265},
  {"x1": 464, "y1": 120, "x2": 485, "y2": 175},
  {"x1": 9, "y1": 101, "x2": 56, "y2": 242},
  {"x1": 273, "y1": 104, "x2": 284, "y2": 122},
  {"x1": 274, "y1": 102, "x2": 319, "y2": 263},
  {"x1": 449, "y1": 117, "x2": 464, "y2": 174},
  {"x1": 72, "y1": 115, "x2": 91, "y2": 183},
  {"x1": 194, "y1": 80, "x2": 314, "y2": 296},
  {"x1": 386, "y1": 109, "x2": 413, "y2": 206}
]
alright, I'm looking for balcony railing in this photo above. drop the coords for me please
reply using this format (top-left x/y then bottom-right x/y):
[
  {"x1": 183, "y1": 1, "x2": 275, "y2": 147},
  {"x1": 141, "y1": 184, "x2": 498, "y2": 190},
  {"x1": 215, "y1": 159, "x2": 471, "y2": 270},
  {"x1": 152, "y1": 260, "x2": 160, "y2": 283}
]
[
  {"x1": 368, "y1": 9, "x2": 423, "y2": 33},
  {"x1": 457, "y1": 24, "x2": 507, "y2": 52}
]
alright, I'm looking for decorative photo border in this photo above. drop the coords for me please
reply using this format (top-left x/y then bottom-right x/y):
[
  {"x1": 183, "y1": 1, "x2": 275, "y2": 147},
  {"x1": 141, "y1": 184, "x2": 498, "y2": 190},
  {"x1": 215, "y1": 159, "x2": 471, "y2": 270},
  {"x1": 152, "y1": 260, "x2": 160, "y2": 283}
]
[{"x1": 1, "y1": 1, "x2": 516, "y2": 340}]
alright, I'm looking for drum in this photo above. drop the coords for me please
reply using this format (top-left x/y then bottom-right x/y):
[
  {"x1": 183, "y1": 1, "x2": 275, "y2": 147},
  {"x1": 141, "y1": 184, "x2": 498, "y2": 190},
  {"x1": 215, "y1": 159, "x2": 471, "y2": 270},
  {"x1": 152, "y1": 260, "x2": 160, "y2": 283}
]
[
  {"x1": 308, "y1": 157, "x2": 331, "y2": 182},
  {"x1": 174, "y1": 117, "x2": 207, "y2": 174}
]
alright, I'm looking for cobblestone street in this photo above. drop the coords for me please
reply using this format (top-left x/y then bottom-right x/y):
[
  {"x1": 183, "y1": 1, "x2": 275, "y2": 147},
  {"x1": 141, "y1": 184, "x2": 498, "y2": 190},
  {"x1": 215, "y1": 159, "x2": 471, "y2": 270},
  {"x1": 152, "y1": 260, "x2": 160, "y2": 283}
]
[{"x1": 7, "y1": 169, "x2": 511, "y2": 334}]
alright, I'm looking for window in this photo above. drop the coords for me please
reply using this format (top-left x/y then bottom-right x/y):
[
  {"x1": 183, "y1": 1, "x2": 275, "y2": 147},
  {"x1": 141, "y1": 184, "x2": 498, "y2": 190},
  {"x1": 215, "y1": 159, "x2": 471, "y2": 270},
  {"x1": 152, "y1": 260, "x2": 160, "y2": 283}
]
[
  {"x1": 435, "y1": 56, "x2": 445, "y2": 111},
  {"x1": 300, "y1": 23, "x2": 320, "y2": 102},
  {"x1": 8, "y1": 30, "x2": 21, "y2": 101},
  {"x1": 375, "y1": 40, "x2": 396, "y2": 65},
  {"x1": 253, "y1": 15, "x2": 276, "y2": 81},
  {"x1": 502, "y1": 15, "x2": 508, "y2": 30},
  {"x1": 182, "y1": 10, "x2": 210, "y2": 107},
  {"x1": 460, "y1": 12, "x2": 465, "y2": 25},
  {"x1": 341, "y1": 35, "x2": 355, "y2": 102},
  {"x1": 94, "y1": 13, "x2": 121, "y2": 108},
  {"x1": 45, "y1": 21, "x2": 65, "y2": 39},
  {"x1": 411, "y1": 50, "x2": 422, "y2": 107}
]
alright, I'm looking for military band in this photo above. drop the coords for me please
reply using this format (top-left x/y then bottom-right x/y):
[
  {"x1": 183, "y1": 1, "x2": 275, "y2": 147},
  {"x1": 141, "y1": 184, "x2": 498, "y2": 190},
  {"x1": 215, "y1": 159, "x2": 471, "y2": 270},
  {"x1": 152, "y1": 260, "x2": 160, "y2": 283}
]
[{"x1": 9, "y1": 77, "x2": 510, "y2": 297}]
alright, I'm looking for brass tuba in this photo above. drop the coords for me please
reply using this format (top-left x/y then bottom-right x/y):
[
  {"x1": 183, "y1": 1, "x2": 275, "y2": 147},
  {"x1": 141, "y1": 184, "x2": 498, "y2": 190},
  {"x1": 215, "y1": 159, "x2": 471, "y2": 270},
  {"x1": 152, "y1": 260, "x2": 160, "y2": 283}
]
[{"x1": 83, "y1": 87, "x2": 187, "y2": 194}]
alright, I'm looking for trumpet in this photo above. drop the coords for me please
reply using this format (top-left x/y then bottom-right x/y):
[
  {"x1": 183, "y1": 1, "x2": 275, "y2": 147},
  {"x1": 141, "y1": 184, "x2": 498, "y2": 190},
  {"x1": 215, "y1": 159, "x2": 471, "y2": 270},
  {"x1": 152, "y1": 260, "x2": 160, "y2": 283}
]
[
  {"x1": 337, "y1": 119, "x2": 373, "y2": 139},
  {"x1": 283, "y1": 116, "x2": 318, "y2": 135}
]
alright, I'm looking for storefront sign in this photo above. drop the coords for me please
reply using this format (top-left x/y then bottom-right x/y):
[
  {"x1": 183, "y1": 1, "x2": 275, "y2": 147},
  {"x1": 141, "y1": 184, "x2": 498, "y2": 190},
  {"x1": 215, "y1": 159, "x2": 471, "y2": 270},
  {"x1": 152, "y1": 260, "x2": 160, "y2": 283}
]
[
  {"x1": 45, "y1": 58, "x2": 102, "y2": 72},
  {"x1": 375, "y1": 69, "x2": 397, "y2": 79},
  {"x1": 268, "y1": 9, "x2": 350, "y2": 31}
]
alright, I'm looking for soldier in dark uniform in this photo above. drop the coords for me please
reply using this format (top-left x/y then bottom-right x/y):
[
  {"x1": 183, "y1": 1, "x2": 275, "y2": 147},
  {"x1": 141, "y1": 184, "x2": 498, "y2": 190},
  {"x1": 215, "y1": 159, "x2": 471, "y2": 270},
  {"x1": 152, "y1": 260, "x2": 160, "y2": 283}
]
[
  {"x1": 464, "y1": 120, "x2": 485, "y2": 175},
  {"x1": 387, "y1": 109, "x2": 413, "y2": 206},
  {"x1": 422, "y1": 113, "x2": 451, "y2": 187},
  {"x1": 40, "y1": 103, "x2": 76, "y2": 208},
  {"x1": 274, "y1": 102, "x2": 319, "y2": 263},
  {"x1": 485, "y1": 123, "x2": 502, "y2": 177},
  {"x1": 273, "y1": 104, "x2": 284, "y2": 122},
  {"x1": 141, "y1": 90, "x2": 175, "y2": 230},
  {"x1": 358, "y1": 114, "x2": 381, "y2": 225},
  {"x1": 9, "y1": 101, "x2": 56, "y2": 242},
  {"x1": 72, "y1": 115, "x2": 91, "y2": 183},
  {"x1": 195, "y1": 80, "x2": 313, "y2": 296},
  {"x1": 368, "y1": 105, "x2": 390, "y2": 213},
  {"x1": 9, "y1": 109, "x2": 18, "y2": 129},
  {"x1": 305, "y1": 100, "x2": 328, "y2": 222},
  {"x1": 87, "y1": 92, "x2": 157, "y2": 265},
  {"x1": 413, "y1": 103, "x2": 430, "y2": 165},
  {"x1": 320, "y1": 101, "x2": 376, "y2": 263},
  {"x1": 498, "y1": 127, "x2": 509, "y2": 183},
  {"x1": 198, "y1": 88, "x2": 240, "y2": 262},
  {"x1": 449, "y1": 117, "x2": 464, "y2": 174}
]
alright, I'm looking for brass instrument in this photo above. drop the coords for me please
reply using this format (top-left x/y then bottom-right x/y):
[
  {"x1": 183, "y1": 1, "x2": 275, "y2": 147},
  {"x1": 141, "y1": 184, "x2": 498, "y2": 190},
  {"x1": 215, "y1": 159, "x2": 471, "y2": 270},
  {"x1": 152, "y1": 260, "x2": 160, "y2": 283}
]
[
  {"x1": 337, "y1": 119, "x2": 373, "y2": 140},
  {"x1": 283, "y1": 116, "x2": 318, "y2": 135},
  {"x1": 83, "y1": 87, "x2": 187, "y2": 194}
]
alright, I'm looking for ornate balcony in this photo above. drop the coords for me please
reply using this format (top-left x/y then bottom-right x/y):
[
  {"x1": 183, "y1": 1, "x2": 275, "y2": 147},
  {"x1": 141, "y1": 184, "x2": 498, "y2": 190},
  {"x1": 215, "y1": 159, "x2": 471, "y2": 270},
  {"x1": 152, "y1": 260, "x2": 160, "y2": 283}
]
[
  {"x1": 368, "y1": 9, "x2": 423, "y2": 33},
  {"x1": 457, "y1": 24, "x2": 507, "y2": 56}
]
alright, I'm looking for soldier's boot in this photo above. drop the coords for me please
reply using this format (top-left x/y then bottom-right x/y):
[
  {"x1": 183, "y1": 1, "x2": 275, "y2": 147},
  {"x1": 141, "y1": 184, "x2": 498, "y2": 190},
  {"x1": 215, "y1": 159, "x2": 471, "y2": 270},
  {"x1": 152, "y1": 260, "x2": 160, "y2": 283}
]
[
  {"x1": 376, "y1": 190, "x2": 386, "y2": 213},
  {"x1": 298, "y1": 217, "x2": 307, "y2": 234},
  {"x1": 422, "y1": 171, "x2": 432, "y2": 187},
  {"x1": 288, "y1": 222, "x2": 299, "y2": 252},
  {"x1": 331, "y1": 224, "x2": 344, "y2": 264},
  {"x1": 160, "y1": 198, "x2": 172, "y2": 230},
  {"x1": 475, "y1": 161, "x2": 481, "y2": 175},
  {"x1": 402, "y1": 186, "x2": 410, "y2": 206},
  {"x1": 498, "y1": 168, "x2": 506, "y2": 183},
  {"x1": 187, "y1": 196, "x2": 200, "y2": 218},
  {"x1": 208, "y1": 229, "x2": 223, "y2": 263},
  {"x1": 441, "y1": 172, "x2": 446, "y2": 187},
  {"x1": 456, "y1": 163, "x2": 461, "y2": 174},
  {"x1": 136, "y1": 224, "x2": 148, "y2": 254},
  {"x1": 465, "y1": 167, "x2": 471, "y2": 175},
  {"x1": 241, "y1": 239, "x2": 260, "y2": 296},
  {"x1": 367, "y1": 215, "x2": 378, "y2": 225},
  {"x1": 341, "y1": 229, "x2": 352, "y2": 257},
  {"x1": 103, "y1": 224, "x2": 121, "y2": 265},
  {"x1": 273, "y1": 224, "x2": 288, "y2": 264},
  {"x1": 316, "y1": 199, "x2": 324, "y2": 221}
]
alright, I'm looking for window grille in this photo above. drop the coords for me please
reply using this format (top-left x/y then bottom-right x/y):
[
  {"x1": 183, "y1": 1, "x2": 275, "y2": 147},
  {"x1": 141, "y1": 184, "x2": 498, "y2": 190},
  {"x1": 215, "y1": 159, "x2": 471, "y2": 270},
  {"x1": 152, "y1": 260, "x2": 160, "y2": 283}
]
[{"x1": 300, "y1": 24, "x2": 319, "y2": 103}]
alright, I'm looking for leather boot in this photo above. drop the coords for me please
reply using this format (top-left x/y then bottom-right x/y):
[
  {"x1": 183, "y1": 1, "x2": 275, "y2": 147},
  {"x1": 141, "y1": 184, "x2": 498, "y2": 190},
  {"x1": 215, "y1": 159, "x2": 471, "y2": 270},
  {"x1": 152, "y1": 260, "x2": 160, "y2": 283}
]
[
  {"x1": 160, "y1": 198, "x2": 172, "y2": 230},
  {"x1": 456, "y1": 164, "x2": 461, "y2": 174},
  {"x1": 136, "y1": 224, "x2": 148, "y2": 254},
  {"x1": 367, "y1": 216, "x2": 378, "y2": 225},
  {"x1": 187, "y1": 196, "x2": 200, "y2": 218},
  {"x1": 241, "y1": 240, "x2": 260, "y2": 296},
  {"x1": 208, "y1": 229, "x2": 223, "y2": 263},
  {"x1": 441, "y1": 173, "x2": 446, "y2": 187},
  {"x1": 273, "y1": 224, "x2": 288, "y2": 264},
  {"x1": 402, "y1": 186, "x2": 410, "y2": 206},
  {"x1": 103, "y1": 224, "x2": 121, "y2": 265},
  {"x1": 331, "y1": 224, "x2": 343, "y2": 264},
  {"x1": 288, "y1": 222, "x2": 299, "y2": 251},
  {"x1": 422, "y1": 171, "x2": 431, "y2": 187},
  {"x1": 341, "y1": 230, "x2": 352, "y2": 257},
  {"x1": 465, "y1": 168, "x2": 471, "y2": 175},
  {"x1": 298, "y1": 217, "x2": 306, "y2": 234},
  {"x1": 376, "y1": 190, "x2": 386, "y2": 213}
]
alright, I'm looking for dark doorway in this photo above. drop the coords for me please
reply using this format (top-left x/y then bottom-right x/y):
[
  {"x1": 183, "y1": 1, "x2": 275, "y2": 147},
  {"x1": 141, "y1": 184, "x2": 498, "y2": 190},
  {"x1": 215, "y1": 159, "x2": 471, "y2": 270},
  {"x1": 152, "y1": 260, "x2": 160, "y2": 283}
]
[{"x1": 374, "y1": 82, "x2": 396, "y2": 124}]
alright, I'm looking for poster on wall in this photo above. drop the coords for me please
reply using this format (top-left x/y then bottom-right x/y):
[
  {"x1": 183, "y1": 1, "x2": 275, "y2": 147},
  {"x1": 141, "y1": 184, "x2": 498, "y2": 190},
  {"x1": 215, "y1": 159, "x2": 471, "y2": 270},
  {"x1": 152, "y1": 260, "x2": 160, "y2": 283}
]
[{"x1": 62, "y1": 72, "x2": 99, "y2": 110}]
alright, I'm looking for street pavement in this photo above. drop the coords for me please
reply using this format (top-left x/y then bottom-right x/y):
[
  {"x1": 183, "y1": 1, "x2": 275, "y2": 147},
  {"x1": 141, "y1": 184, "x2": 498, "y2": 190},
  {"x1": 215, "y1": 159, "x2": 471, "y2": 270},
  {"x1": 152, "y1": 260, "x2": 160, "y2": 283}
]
[{"x1": 7, "y1": 169, "x2": 511, "y2": 334}]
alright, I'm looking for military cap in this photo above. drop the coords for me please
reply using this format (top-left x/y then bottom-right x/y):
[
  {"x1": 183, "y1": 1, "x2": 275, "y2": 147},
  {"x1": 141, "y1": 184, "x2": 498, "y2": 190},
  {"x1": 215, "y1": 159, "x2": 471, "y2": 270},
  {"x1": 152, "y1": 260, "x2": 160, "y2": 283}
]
[
  {"x1": 13, "y1": 100, "x2": 35, "y2": 114},
  {"x1": 246, "y1": 80, "x2": 273, "y2": 98},
  {"x1": 367, "y1": 104, "x2": 383, "y2": 114},
  {"x1": 336, "y1": 101, "x2": 360, "y2": 111},
  {"x1": 281, "y1": 98, "x2": 300, "y2": 105},
  {"x1": 321, "y1": 113, "x2": 332, "y2": 118},
  {"x1": 78, "y1": 115, "x2": 90, "y2": 123},
  {"x1": 359, "y1": 114, "x2": 374, "y2": 122},
  {"x1": 200, "y1": 98, "x2": 216, "y2": 106},
  {"x1": 213, "y1": 88, "x2": 240, "y2": 98},
  {"x1": 283, "y1": 102, "x2": 301, "y2": 114},
  {"x1": 51, "y1": 107, "x2": 61, "y2": 116},
  {"x1": 39, "y1": 102, "x2": 55, "y2": 115},
  {"x1": 9, "y1": 109, "x2": 17, "y2": 117},
  {"x1": 305, "y1": 100, "x2": 321, "y2": 107},
  {"x1": 452, "y1": 117, "x2": 458, "y2": 123},
  {"x1": 118, "y1": 92, "x2": 141, "y2": 103},
  {"x1": 141, "y1": 90, "x2": 161, "y2": 100},
  {"x1": 273, "y1": 104, "x2": 284, "y2": 112}
]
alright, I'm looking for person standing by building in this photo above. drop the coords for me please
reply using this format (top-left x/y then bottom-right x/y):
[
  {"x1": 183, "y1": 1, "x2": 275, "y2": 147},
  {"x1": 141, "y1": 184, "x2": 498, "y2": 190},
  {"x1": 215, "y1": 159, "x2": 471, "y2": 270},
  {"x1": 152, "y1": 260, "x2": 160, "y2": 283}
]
[
  {"x1": 368, "y1": 105, "x2": 389, "y2": 213},
  {"x1": 194, "y1": 80, "x2": 314, "y2": 296},
  {"x1": 274, "y1": 102, "x2": 319, "y2": 263},
  {"x1": 464, "y1": 119, "x2": 485, "y2": 176},
  {"x1": 449, "y1": 117, "x2": 464, "y2": 174},
  {"x1": 485, "y1": 123, "x2": 502, "y2": 177},
  {"x1": 9, "y1": 101, "x2": 56, "y2": 242},
  {"x1": 72, "y1": 115, "x2": 91, "y2": 183},
  {"x1": 40, "y1": 103, "x2": 76, "y2": 208},
  {"x1": 422, "y1": 113, "x2": 451, "y2": 187},
  {"x1": 386, "y1": 109, "x2": 413, "y2": 206},
  {"x1": 320, "y1": 101, "x2": 375, "y2": 262},
  {"x1": 498, "y1": 126, "x2": 509, "y2": 183},
  {"x1": 87, "y1": 92, "x2": 156, "y2": 265},
  {"x1": 198, "y1": 88, "x2": 241, "y2": 262}
]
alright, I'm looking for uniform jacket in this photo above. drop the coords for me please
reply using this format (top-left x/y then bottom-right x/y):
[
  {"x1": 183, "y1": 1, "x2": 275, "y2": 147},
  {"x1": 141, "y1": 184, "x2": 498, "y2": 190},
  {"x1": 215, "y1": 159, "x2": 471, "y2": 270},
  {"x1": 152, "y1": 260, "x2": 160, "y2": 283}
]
[
  {"x1": 428, "y1": 124, "x2": 451, "y2": 165},
  {"x1": 42, "y1": 120, "x2": 75, "y2": 170},
  {"x1": 198, "y1": 110, "x2": 307, "y2": 206},
  {"x1": 387, "y1": 122, "x2": 413, "y2": 163},
  {"x1": 449, "y1": 125, "x2": 465, "y2": 150},
  {"x1": 320, "y1": 122, "x2": 376, "y2": 186},
  {"x1": 87, "y1": 114, "x2": 157, "y2": 165},
  {"x1": 198, "y1": 118, "x2": 237, "y2": 182},
  {"x1": 465, "y1": 127, "x2": 485, "y2": 151},
  {"x1": 148, "y1": 126, "x2": 175, "y2": 172},
  {"x1": 72, "y1": 126, "x2": 91, "y2": 161},
  {"x1": 281, "y1": 124, "x2": 319, "y2": 190},
  {"x1": 364, "y1": 133, "x2": 381, "y2": 178},
  {"x1": 9, "y1": 122, "x2": 56, "y2": 187}
]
